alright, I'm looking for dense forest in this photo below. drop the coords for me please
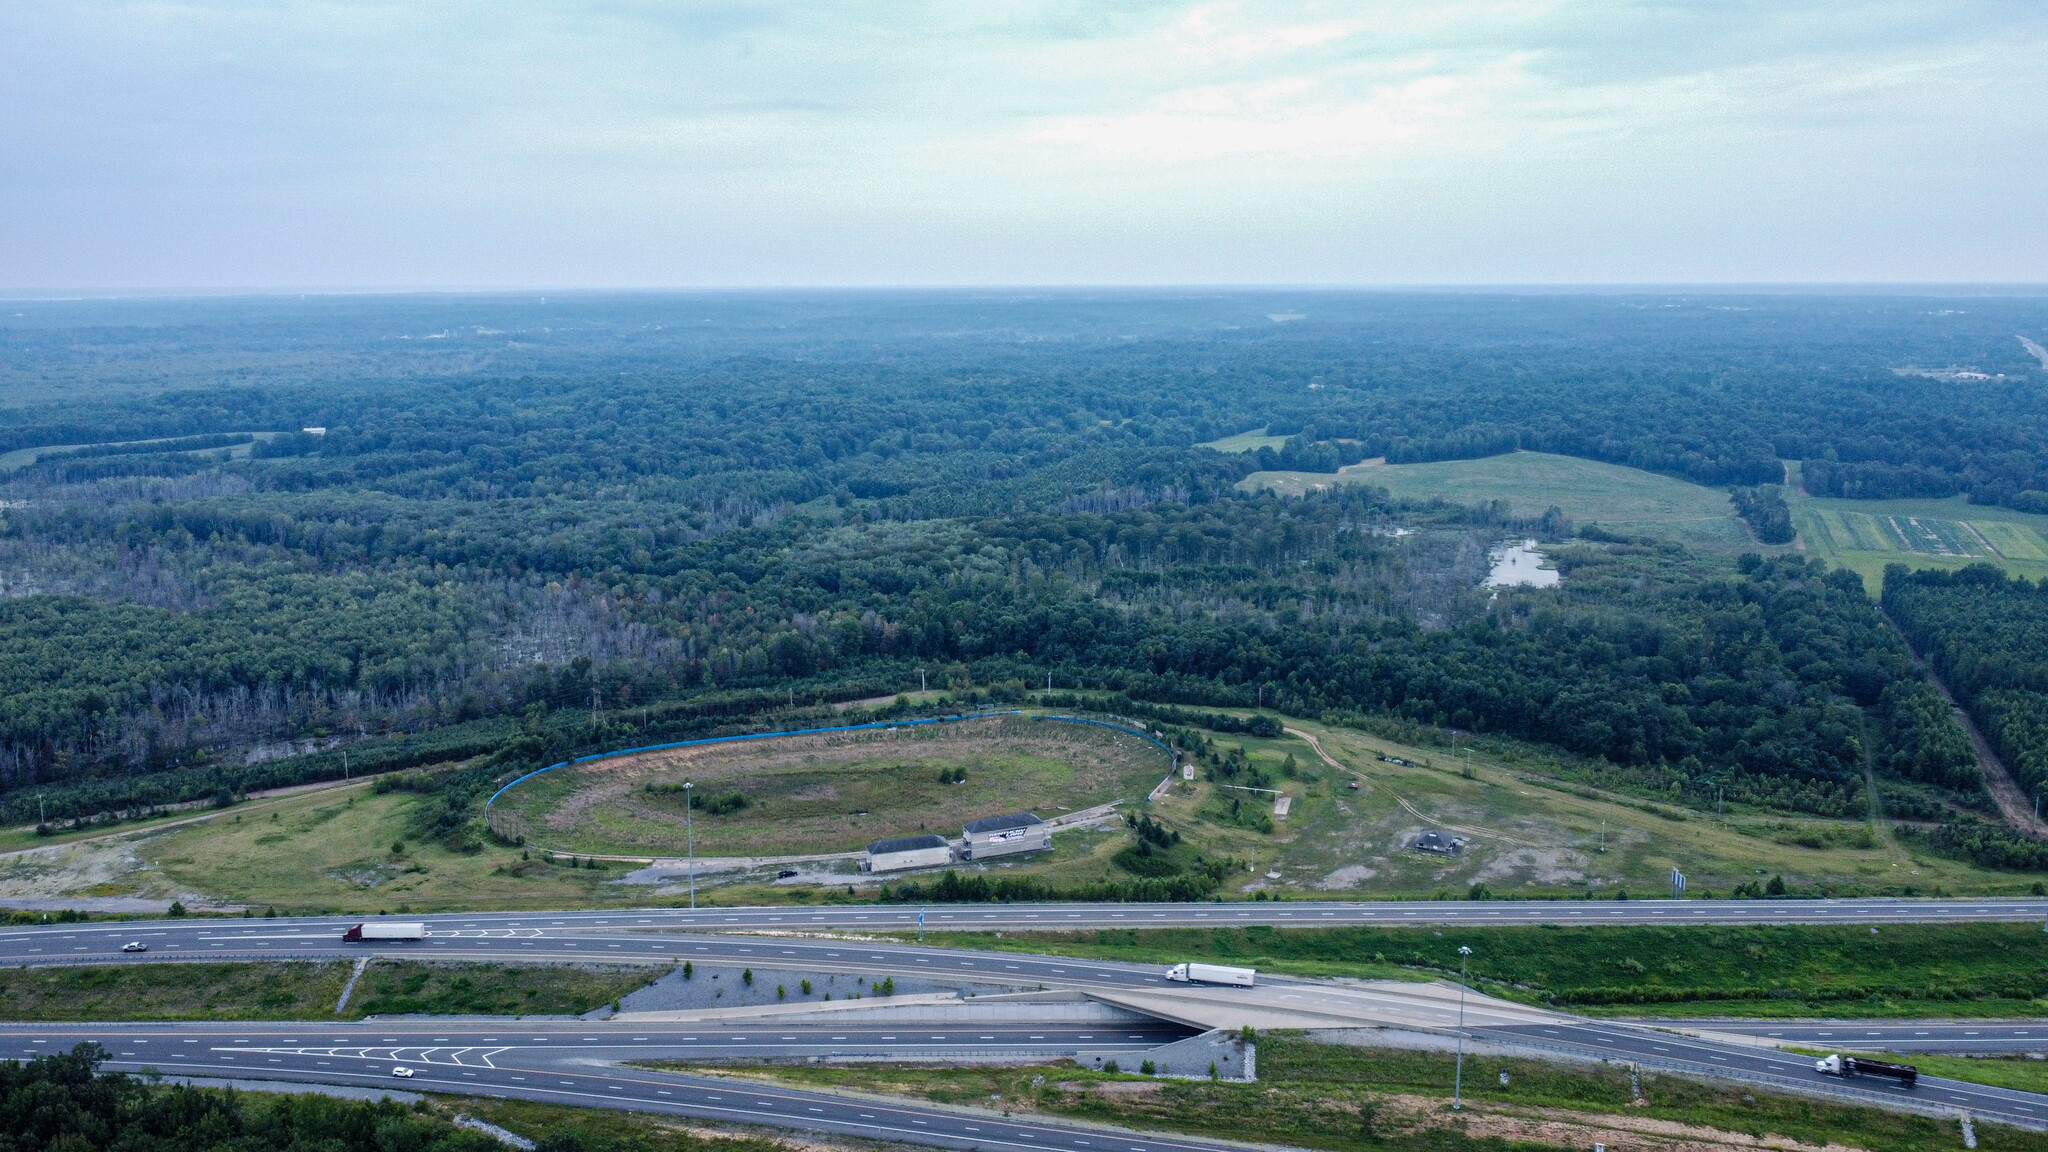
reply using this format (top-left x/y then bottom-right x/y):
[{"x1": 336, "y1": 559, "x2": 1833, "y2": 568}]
[
  {"x1": 0, "y1": 292, "x2": 2032, "y2": 828},
  {"x1": 1884, "y1": 564, "x2": 2048, "y2": 799}
]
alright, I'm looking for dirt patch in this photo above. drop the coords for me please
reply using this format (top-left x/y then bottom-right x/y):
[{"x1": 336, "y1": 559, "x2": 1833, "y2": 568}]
[
  {"x1": 1315, "y1": 864, "x2": 1377, "y2": 890},
  {"x1": 0, "y1": 834, "x2": 217, "y2": 908},
  {"x1": 1377, "y1": 1092, "x2": 1870, "y2": 1152},
  {"x1": 1472, "y1": 847, "x2": 1588, "y2": 886}
]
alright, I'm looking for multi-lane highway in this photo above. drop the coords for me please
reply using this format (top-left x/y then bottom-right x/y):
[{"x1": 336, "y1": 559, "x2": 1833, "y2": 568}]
[
  {"x1": 1481, "y1": 1017, "x2": 2048, "y2": 1128},
  {"x1": 5, "y1": 896, "x2": 2048, "y2": 969},
  {"x1": 10, "y1": 1021, "x2": 1236, "y2": 1152},
  {"x1": 8, "y1": 902, "x2": 2048, "y2": 1143},
  {"x1": 1657, "y1": 1018, "x2": 2048, "y2": 1054}
]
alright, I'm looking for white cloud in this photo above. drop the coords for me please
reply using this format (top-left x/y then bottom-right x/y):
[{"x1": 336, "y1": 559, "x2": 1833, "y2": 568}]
[{"x1": 0, "y1": 0, "x2": 2043, "y2": 286}]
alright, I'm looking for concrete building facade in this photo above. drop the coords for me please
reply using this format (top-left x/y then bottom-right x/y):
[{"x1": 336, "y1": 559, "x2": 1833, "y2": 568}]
[
  {"x1": 863, "y1": 833, "x2": 954, "y2": 873},
  {"x1": 962, "y1": 812, "x2": 1050, "y2": 860}
]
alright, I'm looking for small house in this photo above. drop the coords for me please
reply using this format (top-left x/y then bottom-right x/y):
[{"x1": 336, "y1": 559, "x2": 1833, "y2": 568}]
[{"x1": 1410, "y1": 829, "x2": 1465, "y2": 856}]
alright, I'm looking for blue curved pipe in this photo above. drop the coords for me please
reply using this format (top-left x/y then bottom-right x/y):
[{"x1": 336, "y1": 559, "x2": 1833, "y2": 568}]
[
  {"x1": 484, "y1": 711, "x2": 1022, "y2": 813},
  {"x1": 483, "y1": 709, "x2": 1176, "y2": 815}
]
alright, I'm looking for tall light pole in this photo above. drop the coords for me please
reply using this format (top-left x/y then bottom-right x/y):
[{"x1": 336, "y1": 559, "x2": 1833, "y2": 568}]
[
  {"x1": 1454, "y1": 945, "x2": 1473, "y2": 1110},
  {"x1": 683, "y1": 780, "x2": 695, "y2": 910}
]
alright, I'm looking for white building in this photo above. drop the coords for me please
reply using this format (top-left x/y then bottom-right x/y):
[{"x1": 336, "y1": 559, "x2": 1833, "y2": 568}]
[
  {"x1": 962, "y1": 812, "x2": 1050, "y2": 860},
  {"x1": 863, "y1": 833, "x2": 954, "y2": 873}
]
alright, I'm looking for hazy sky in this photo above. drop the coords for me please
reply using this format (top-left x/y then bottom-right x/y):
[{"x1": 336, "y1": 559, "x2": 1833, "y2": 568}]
[{"x1": 4, "y1": 1, "x2": 2044, "y2": 288}]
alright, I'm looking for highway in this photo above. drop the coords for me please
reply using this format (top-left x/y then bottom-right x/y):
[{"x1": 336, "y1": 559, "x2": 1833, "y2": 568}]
[
  {"x1": 16, "y1": 1011, "x2": 2048, "y2": 1138},
  {"x1": 9, "y1": 904, "x2": 2048, "y2": 1141},
  {"x1": 1484, "y1": 1018, "x2": 2048, "y2": 1129},
  {"x1": 5, "y1": 896, "x2": 2048, "y2": 968},
  {"x1": 1653, "y1": 1018, "x2": 2048, "y2": 1054},
  {"x1": 7, "y1": 1021, "x2": 1236, "y2": 1152}
]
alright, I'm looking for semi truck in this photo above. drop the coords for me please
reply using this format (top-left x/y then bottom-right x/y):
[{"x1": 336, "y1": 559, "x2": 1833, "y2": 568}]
[
  {"x1": 1814, "y1": 1054, "x2": 1917, "y2": 1087},
  {"x1": 342, "y1": 922, "x2": 427, "y2": 943},
  {"x1": 1164, "y1": 962, "x2": 1256, "y2": 987}
]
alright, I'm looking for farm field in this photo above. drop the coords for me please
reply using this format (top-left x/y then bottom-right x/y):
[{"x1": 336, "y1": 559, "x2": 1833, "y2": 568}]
[
  {"x1": 1237, "y1": 451, "x2": 1764, "y2": 555},
  {"x1": 0, "y1": 430, "x2": 284, "y2": 471},
  {"x1": 491, "y1": 714, "x2": 1171, "y2": 860},
  {"x1": 1785, "y1": 464, "x2": 2048, "y2": 591}
]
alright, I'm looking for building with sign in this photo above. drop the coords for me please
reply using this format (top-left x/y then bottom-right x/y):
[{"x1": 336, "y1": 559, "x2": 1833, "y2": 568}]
[{"x1": 962, "y1": 812, "x2": 1050, "y2": 860}]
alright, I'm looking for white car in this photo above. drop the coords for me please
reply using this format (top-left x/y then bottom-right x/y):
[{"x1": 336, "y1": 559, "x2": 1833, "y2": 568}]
[
  {"x1": 391, "y1": 1067, "x2": 415, "y2": 1078},
  {"x1": 121, "y1": 942, "x2": 148, "y2": 952}
]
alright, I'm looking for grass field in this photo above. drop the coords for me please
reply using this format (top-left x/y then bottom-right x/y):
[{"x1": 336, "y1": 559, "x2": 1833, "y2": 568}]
[
  {"x1": 1785, "y1": 465, "x2": 2048, "y2": 592},
  {"x1": 0, "y1": 960, "x2": 657, "y2": 1020},
  {"x1": 0, "y1": 431, "x2": 283, "y2": 471},
  {"x1": 678, "y1": 1033, "x2": 2037, "y2": 1152},
  {"x1": 1195, "y1": 428, "x2": 1288, "y2": 453},
  {"x1": 1237, "y1": 451, "x2": 1763, "y2": 555},
  {"x1": 1156, "y1": 714, "x2": 2023, "y2": 902},
  {"x1": 495, "y1": 715, "x2": 1169, "y2": 859},
  {"x1": 139, "y1": 788, "x2": 620, "y2": 911}
]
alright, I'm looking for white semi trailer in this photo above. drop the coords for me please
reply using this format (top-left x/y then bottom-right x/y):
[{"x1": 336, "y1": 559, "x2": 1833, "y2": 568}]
[
  {"x1": 342, "y1": 922, "x2": 426, "y2": 942},
  {"x1": 1164, "y1": 962, "x2": 1256, "y2": 987}
]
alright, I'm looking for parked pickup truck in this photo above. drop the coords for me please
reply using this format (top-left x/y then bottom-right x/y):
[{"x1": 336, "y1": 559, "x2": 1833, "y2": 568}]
[
  {"x1": 1164, "y1": 962, "x2": 1256, "y2": 987},
  {"x1": 1814, "y1": 1054, "x2": 1917, "y2": 1087},
  {"x1": 342, "y1": 922, "x2": 426, "y2": 943}
]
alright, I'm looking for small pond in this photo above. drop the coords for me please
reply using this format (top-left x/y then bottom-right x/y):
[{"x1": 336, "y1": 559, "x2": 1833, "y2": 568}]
[{"x1": 1485, "y1": 539, "x2": 1560, "y2": 588}]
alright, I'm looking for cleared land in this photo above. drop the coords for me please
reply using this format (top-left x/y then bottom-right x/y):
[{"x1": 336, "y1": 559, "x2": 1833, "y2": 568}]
[
  {"x1": 1785, "y1": 465, "x2": 2048, "y2": 592},
  {"x1": 0, "y1": 960, "x2": 656, "y2": 1021},
  {"x1": 1148, "y1": 715, "x2": 2022, "y2": 903},
  {"x1": 138, "y1": 788, "x2": 619, "y2": 911},
  {"x1": 1195, "y1": 429, "x2": 1288, "y2": 453},
  {"x1": 1238, "y1": 451, "x2": 1761, "y2": 555},
  {"x1": 0, "y1": 431, "x2": 283, "y2": 471},
  {"x1": 679, "y1": 1033, "x2": 2031, "y2": 1152},
  {"x1": 495, "y1": 715, "x2": 1169, "y2": 859},
  {"x1": 7, "y1": 709, "x2": 2020, "y2": 911}
]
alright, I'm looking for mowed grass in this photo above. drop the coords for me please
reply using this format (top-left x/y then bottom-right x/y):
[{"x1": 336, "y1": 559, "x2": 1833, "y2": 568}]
[
  {"x1": 1785, "y1": 468, "x2": 2048, "y2": 592},
  {"x1": 142, "y1": 788, "x2": 618, "y2": 911},
  {"x1": 0, "y1": 431, "x2": 282, "y2": 471},
  {"x1": 0, "y1": 960, "x2": 658, "y2": 1021},
  {"x1": 1196, "y1": 428, "x2": 1289, "y2": 453},
  {"x1": 1238, "y1": 451, "x2": 1762, "y2": 555},
  {"x1": 0, "y1": 961, "x2": 353, "y2": 1021},
  {"x1": 502, "y1": 715, "x2": 1169, "y2": 858}
]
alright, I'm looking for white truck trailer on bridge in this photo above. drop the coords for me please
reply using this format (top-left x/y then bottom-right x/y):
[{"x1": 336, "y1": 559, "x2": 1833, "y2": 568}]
[
  {"x1": 342, "y1": 922, "x2": 426, "y2": 942},
  {"x1": 1165, "y1": 962, "x2": 1256, "y2": 987}
]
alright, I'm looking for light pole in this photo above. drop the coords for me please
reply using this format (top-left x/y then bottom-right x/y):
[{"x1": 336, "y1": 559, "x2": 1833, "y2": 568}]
[
  {"x1": 1454, "y1": 945, "x2": 1473, "y2": 1109},
  {"x1": 683, "y1": 780, "x2": 695, "y2": 910}
]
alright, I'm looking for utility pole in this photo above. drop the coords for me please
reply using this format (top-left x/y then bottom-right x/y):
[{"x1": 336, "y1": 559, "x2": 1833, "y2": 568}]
[
  {"x1": 684, "y1": 780, "x2": 695, "y2": 910},
  {"x1": 590, "y1": 668, "x2": 600, "y2": 731},
  {"x1": 1454, "y1": 945, "x2": 1473, "y2": 1109},
  {"x1": 1599, "y1": 819, "x2": 1606, "y2": 853},
  {"x1": 1047, "y1": 671, "x2": 1052, "y2": 693},
  {"x1": 917, "y1": 668, "x2": 926, "y2": 694},
  {"x1": 342, "y1": 752, "x2": 349, "y2": 780}
]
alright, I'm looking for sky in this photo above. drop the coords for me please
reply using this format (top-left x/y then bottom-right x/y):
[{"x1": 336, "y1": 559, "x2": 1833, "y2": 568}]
[{"x1": 3, "y1": 1, "x2": 2045, "y2": 289}]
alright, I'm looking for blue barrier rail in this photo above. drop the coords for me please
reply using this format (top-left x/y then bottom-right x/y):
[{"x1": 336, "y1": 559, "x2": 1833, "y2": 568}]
[{"x1": 483, "y1": 709, "x2": 1177, "y2": 815}]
